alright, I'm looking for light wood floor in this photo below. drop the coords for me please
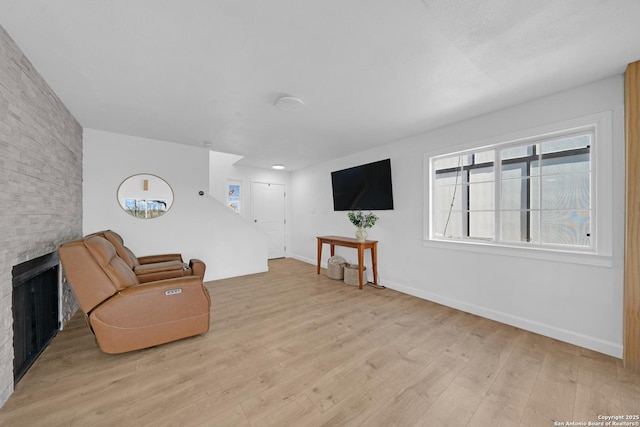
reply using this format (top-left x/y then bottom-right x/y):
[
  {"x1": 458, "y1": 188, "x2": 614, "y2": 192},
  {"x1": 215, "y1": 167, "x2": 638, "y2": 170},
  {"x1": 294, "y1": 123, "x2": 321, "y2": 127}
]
[{"x1": 1, "y1": 258, "x2": 638, "y2": 426}]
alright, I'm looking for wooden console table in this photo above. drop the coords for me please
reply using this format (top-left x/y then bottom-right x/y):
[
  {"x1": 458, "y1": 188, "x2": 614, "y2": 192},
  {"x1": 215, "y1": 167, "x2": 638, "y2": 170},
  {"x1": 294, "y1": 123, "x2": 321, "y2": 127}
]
[{"x1": 316, "y1": 235, "x2": 378, "y2": 289}]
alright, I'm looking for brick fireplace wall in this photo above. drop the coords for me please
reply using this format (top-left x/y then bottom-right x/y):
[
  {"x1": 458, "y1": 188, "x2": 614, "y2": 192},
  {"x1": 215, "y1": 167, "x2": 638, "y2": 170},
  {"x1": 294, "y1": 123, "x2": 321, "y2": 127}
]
[{"x1": 0, "y1": 26, "x2": 82, "y2": 406}]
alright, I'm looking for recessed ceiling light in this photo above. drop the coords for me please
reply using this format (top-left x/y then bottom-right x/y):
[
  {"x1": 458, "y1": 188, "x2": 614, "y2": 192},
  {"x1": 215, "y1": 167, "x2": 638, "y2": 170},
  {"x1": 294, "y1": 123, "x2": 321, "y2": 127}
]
[
  {"x1": 275, "y1": 96, "x2": 304, "y2": 112},
  {"x1": 272, "y1": 164, "x2": 285, "y2": 170}
]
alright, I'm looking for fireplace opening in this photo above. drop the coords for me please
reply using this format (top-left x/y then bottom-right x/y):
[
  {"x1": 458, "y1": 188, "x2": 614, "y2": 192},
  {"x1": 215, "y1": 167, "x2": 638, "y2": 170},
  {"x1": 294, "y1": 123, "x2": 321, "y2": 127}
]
[{"x1": 12, "y1": 252, "x2": 60, "y2": 384}]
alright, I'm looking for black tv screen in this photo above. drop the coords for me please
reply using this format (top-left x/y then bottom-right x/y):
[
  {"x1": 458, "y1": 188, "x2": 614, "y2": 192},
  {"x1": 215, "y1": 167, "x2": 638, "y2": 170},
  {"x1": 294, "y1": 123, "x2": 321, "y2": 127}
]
[{"x1": 331, "y1": 159, "x2": 394, "y2": 211}]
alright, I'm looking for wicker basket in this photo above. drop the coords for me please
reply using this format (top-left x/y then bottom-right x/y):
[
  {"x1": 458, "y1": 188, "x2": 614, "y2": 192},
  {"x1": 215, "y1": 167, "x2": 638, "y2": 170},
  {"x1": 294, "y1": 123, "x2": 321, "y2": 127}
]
[
  {"x1": 344, "y1": 264, "x2": 366, "y2": 286},
  {"x1": 327, "y1": 256, "x2": 347, "y2": 280}
]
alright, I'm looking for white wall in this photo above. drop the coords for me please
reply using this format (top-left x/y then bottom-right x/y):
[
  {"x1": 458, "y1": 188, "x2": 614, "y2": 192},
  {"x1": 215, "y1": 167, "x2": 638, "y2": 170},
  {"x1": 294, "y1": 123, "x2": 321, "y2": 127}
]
[
  {"x1": 83, "y1": 129, "x2": 268, "y2": 281},
  {"x1": 289, "y1": 76, "x2": 625, "y2": 357},
  {"x1": 209, "y1": 151, "x2": 292, "y2": 256}
]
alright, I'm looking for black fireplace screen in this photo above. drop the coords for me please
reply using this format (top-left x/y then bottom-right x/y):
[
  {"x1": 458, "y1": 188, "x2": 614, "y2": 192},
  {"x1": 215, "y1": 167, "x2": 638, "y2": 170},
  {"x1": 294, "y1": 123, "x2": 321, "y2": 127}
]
[{"x1": 12, "y1": 252, "x2": 60, "y2": 384}]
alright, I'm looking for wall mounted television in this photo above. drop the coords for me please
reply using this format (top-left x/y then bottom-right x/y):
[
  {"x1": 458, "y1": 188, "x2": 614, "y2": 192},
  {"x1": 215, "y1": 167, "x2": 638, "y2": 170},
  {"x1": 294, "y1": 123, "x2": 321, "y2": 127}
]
[{"x1": 331, "y1": 158, "x2": 394, "y2": 211}]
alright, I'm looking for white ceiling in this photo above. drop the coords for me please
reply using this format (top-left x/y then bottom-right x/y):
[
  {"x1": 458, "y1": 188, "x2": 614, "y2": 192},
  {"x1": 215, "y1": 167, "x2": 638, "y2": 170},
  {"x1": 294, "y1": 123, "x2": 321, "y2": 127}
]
[{"x1": 1, "y1": 0, "x2": 639, "y2": 170}]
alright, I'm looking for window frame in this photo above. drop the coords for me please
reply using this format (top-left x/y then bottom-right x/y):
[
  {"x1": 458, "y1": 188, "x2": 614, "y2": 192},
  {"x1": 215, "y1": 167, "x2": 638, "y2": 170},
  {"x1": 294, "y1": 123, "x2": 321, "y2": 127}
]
[
  {"x1": 423, "y1": 111, "x2": 613, "y2": 267},
  {"x1": 496, "y1": 131, "x2": 593, "y2": 249}
]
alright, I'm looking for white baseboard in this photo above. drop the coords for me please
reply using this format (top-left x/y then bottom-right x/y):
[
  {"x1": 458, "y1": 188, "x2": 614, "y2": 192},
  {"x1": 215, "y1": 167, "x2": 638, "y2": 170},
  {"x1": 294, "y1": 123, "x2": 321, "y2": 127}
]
[
  {"x1": 290, "y1": 254, "x2": 319, "y2": 267},
  {"x1": 292, "y1": 253, "x2": 622, "y2": 358},
  {"x1": 383, "y1": 279, "x2": 622, "y2": 358}
]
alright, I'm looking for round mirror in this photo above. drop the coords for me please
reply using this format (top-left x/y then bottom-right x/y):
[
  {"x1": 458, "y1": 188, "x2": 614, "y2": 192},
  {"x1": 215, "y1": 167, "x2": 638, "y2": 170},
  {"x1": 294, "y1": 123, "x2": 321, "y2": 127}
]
[{"x1": 117, "y1": 174, "x2": 174, "y2": 219}]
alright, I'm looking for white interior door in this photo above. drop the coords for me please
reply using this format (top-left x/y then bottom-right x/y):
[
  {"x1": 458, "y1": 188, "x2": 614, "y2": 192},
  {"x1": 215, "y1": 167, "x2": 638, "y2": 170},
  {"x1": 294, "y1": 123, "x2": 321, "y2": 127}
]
[{"x1": 252, "y1": 182, "x2": 285, "y2": 259}]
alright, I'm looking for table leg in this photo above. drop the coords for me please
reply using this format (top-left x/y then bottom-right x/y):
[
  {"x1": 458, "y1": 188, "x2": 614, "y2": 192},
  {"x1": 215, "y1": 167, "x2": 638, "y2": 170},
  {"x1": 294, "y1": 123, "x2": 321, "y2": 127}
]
[
  {"x1": 357, "y1": 246, "x2": 364, "y2": 289},
  {"x1": 371, "y1": 243, "x2": 378, "y2": 285},
  {"x1": 316, "y1": 239, "x2": 322, "y2": 275},
  {"x1": 330, "y1": 244, "x2": 335, "y2": 257}
]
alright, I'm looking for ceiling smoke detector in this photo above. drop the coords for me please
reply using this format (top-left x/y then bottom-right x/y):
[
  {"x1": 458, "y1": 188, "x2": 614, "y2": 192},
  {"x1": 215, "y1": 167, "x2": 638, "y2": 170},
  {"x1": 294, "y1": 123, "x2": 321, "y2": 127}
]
[{"x1": 275, "y1": 96, "x2": 304, "y2": 112}]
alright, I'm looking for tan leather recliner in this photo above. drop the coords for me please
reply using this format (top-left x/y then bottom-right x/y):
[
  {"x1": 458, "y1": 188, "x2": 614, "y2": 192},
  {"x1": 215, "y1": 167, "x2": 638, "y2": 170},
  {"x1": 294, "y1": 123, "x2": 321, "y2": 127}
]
[
  {"x1": 59, "y1": 235, "x2": 211, "y2": 354},
  {"x1": 91, "y1": 230, "x2": 206, "y2": 283}
]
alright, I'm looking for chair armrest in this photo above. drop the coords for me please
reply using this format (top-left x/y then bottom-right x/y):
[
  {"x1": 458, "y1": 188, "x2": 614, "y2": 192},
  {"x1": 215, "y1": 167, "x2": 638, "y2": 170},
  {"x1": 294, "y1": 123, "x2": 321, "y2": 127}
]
[
  {"x1": 137, "y1": 254, "x2": 184, "y2": 264},
  {"x1": 189, "y1": 259, "x2": 206, "y2": 281},
  {"x1": 133, "y1": 260, "x2": 185, "y2": 275},
  {"x1": 125, "y1": 275, "x2": 207, "y2": 295},
  {"x1": 93, "y1": 276, "x2": 210, "y2": 325},
  {"x1": 89, "y1": 276, "x2": 210, "y2": 353}
]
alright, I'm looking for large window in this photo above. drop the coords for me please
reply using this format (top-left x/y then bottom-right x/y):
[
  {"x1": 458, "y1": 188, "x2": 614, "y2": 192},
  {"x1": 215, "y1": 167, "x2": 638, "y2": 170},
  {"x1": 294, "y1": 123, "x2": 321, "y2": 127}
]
[{"x1": 430, "y1": 129, "x2": 593, "y2": 250}]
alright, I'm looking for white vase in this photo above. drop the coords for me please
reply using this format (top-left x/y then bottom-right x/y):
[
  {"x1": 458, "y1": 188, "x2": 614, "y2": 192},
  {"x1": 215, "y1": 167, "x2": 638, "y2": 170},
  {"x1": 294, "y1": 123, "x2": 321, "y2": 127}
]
[{"x1": 355, "y1": 227, "x2": 367, "y2": 241}]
